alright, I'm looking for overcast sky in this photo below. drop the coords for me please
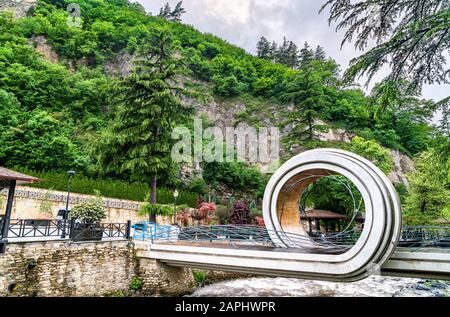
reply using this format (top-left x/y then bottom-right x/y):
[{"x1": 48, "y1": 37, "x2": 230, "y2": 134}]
[{"x1": 135, "y1": 0, "x2": 448, "y2": 121}]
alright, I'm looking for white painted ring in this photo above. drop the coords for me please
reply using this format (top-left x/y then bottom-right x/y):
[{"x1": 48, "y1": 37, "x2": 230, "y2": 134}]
[{"x1": 262, "y1": 149, "x2": 402, "y2": 280}]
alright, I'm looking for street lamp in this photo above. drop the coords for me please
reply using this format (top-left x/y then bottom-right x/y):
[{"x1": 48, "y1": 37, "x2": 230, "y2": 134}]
[
  {"x1": 173, "y1": 189, "x2": 179, "y2": 225},
  {"x1": 61, "y1": 170, "x2": 76, "y2": 238}
]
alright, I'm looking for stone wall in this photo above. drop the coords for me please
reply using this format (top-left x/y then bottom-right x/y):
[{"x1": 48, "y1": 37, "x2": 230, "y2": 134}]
[
  {"x1": 0, "y1": 240, "x2": 136, "y2": 296},
  {"x1": 137, "y1": 258, "x2": 194, "y2": 296},
  {"x1": 0, "y1": 240, "x2": 195, "y2": 297},
  {"x1": 0, "y1": 186, "x2": 172, "y2": 225}
]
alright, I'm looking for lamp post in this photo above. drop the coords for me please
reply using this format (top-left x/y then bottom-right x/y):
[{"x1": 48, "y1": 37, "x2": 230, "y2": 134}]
[
  {"x1": 61, "y1": 170, "x2": 76, "y2": 238},
  {"x1": 173, "y1": 189, "x2": 179, "y2": 225}
]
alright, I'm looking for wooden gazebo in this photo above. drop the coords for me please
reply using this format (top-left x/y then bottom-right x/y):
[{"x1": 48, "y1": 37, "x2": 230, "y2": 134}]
[
  {"x1": 0, "y1": 167, "x2": 39, "y2": 252},
  {"x1": 300, "y1": 209, "x2": 348, "y2": 233}
]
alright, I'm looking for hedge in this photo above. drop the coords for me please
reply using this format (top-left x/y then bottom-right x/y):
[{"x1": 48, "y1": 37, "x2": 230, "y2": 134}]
[{"x1": 15, "y1": 168, "x2": 198, "y2": 207}]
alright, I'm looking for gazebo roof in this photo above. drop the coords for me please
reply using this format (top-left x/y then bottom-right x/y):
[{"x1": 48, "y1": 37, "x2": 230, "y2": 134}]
[
  {"x1": 0, "y1": 167, "x2": 40, "y2": 184},
  {"x1": 300, "y1": 209, "x2": 347, "y2": 220}
]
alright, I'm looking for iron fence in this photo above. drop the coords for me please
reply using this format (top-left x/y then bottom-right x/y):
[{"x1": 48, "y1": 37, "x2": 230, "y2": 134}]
[{"x1": 2, "y1": 218, "x2": 131, "y2": 241}]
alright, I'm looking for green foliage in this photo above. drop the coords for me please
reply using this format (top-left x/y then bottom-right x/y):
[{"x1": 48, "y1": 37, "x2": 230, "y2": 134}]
[
  {"x1": 0, "y1": 0, "x2": 439, "y2": 179},
  {"x1": 249, "y1": 208, "x2": 262, "y2": 220},
  {"x1": 281, "y1": 61, "x2": 336, "y2": 144},
  {"x1": 323, "y1": 0, "x2": 449, "y2": 137},
  {"x1": 214, "y1": 205, "x2": 230, "y2": 224},
  {"x1": 98, "y1": 26, "x2": 192, "y2": 209},
  {"x1": 192, "y1": 270, "x2": 207, "y2": 286},
  {"x1": 203, "y1": 161, "x2": 266, "y2": 194},
  {"x1": 350, "y1": 137, "x2": 394, "y2": 174},
  {"x1": 129, "y1": 276, "x2": 143, "y2": 291},
  {"x1": 138, "y1": 203, "x2": 173, "y2": 217},
  {"x1": 69, "y1": 196, "x2": 107, "y2": 224},
  {"x1": 404, "y1": 149, "x2": 450, "y2": 225},
  {"x1": 39, "y1": 189, "x2": 54, "y2": 215},
  {"x1": 304, "y1": 176, "x2": 363, "y2": 216}
]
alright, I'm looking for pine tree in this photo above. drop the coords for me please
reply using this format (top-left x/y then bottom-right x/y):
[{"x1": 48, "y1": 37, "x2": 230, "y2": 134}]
[
  {"x1": 321, "y1": 0, "x2": 450, "y2": 92},
  {"x1": 268, "y1": 41, "x2": 278, "y2": 62},
  {"x1": 170, "y1": 1, "x2": 186, "y2": 22},
  {"x1": 281, "y1": 64, "x2": 331, "y2": 143},
  {"x1": 158, "y1": 3, "x2": 171, "y2": 18},
  {"x1": 276, "y1": 37, "x2": 290, "y2": 66},
  {"x1": 299, "y1": 42, "x2": 314, "y2": 68},
  {"x1": 286, "y1": 41, "x2": 299, "y2": 69},
  {"x1": 158, "y1": 1, "x2": 186, "y2": 22},
  {"x1": 256, "y1": 36, "x2": 271, "y2": 60},
  {"x1": 100, "y1": 28, "x2": 192, "y2": 222},
  {"x1": 314, "y1": 45, "x2": 326, "y2": 62}
]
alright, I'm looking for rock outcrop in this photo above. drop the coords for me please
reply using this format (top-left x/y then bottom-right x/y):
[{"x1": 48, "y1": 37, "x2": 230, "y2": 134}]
[{"x1": 0, "y1": 0, "x2": 36, "y2": 18}]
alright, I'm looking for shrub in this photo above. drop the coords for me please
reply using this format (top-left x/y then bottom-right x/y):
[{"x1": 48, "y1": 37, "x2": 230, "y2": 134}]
[
  {"x1": 350, "y1": 136, "x2": 394, "y2": 174},
  {"x1": 15, "y1": 167, "x2": 198, "y2": 207},
  {"x1": 215, "y1": 205, "x2": 229, "y2": 224},
  {"x1": 230, "y1": 201, "x2": 250, "y2": 225},
  {"x1": 192, "y1": 202, "x2": 216, "y2": 223},
  {"x1": 69, "y1": 198, "x2": 106, "y2": 224},
  {"x1": 177, "y1": 208, "x2": 192, "y2": 227},
  {"x1": 255, "y1": 216, "x2": 265, "y2": 227},
  {"x1": 249, "y1": 208, "x2": 262, "y2": 220}
]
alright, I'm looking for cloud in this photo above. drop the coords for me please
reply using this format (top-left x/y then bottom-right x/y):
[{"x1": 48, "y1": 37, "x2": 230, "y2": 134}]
[{"x1": 135, "y1": 0, "x2": 449, "y2": 111}]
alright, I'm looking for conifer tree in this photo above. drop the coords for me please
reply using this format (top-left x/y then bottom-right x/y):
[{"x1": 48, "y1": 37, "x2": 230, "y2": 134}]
[
  {"x1": 276, "y1": 37, "x2": 290, "y2": 66},
  {"x1": 100, "y1": 28, "x2": 192, "y2": 222},
  {"x1": 256, "y1": 36, "x2": 271, "y2": 60},
  {"x1": 170, "y1": 1, "x2": 186, "y2": 22},
  {"x1": 158, "y1": 1, "x2": 186, "y2": 22},
  {"x1": 269, "y1": 41, "x2": 278, "y2": 62},
  {"x1": 286, "y1": 41, "x2": 299, "y2": 69},
  {"x1": 314, "y1": 45, "x2": 327, "y2": 62},
  {"x1": 299, "y1": 42, "x2": 314, "y2": 68},
  {"x1": 281, "y1": 64, "x2": 331, "y2": 143}
]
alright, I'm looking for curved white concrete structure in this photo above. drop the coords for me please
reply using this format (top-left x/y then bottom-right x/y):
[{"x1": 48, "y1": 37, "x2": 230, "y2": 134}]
[{"x1": 262, "y1": 149, "x2": 402, "y2": 280}]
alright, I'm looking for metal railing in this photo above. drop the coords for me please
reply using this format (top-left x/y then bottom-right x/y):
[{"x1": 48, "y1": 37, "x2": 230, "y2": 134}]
[
  {"x1": 399, "y1": 226, "x2": 450, "y2": 248},
  {"x1": 6, "y1": 219, "x2": 69, "y2": 238},
  {"x1": 135, "y1": 224, "x2": 450, "y2": 251},
  {"x1": 2, "y1": 218, "x2": 131, "y2": 241}
]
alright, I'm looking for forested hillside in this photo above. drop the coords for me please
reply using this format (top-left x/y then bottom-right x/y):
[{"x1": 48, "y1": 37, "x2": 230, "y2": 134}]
[{"x1": 0, "y1": 0, "x2": 448, "y2": 223}]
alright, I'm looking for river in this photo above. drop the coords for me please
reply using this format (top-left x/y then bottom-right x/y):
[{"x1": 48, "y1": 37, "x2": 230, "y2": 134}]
[{"x1": 190, "y1": 276, "x2": 449, "y2": 297}]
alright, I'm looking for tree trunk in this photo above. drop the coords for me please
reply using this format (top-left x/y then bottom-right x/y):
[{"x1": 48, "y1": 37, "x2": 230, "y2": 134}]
[{"x1": 149, "y1": 175, "x2": 157, "y2": 223}]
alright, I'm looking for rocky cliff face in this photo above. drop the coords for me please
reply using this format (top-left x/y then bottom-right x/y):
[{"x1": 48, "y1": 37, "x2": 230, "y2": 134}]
[
  {"x1": 0, "y1": 0, "x2": 36, "y2": 18},
  {"x1": 388, "y1": 149, "x2": 415, "y2": 187}
]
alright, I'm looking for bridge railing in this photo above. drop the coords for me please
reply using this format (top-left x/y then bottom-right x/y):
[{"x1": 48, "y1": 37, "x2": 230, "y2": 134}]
[
  {"x1": 135, "y1": 223, "x2": 450, "y2": 251},
  {"x1": 3, "y1": 218, "x2": 131, "y2": 241}
]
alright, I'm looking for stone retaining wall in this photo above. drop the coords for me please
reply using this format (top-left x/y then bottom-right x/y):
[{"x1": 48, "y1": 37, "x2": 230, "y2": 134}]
[{"x1": 0, "y1": 240, "x2": 194, "y2": 297}]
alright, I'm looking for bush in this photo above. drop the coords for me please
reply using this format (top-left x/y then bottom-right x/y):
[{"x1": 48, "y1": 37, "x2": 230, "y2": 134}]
[
  {"x1": 215, "y1": 205, "x2": 229, "y2": 224},
  {"x1": 249, "y1": 208, "x2": 262, "y2": 220},
  {"x1": 230, "y1": 201, "x2": 250, "y2": 225},
  {"x1": 15, "y1": 167, "x2": 198, "y2": 207},
  {"x1": 350, "y1": 137, "x2": 394, "y2": 174},
  {"x1": 69, "y1": 197, "x2": 106, "y2": 224}
]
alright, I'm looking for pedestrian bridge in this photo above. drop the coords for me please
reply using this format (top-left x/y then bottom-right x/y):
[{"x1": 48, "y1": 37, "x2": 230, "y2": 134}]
[{"x1": 140, "y1": 149, "x2": 450, "y2": 281}]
